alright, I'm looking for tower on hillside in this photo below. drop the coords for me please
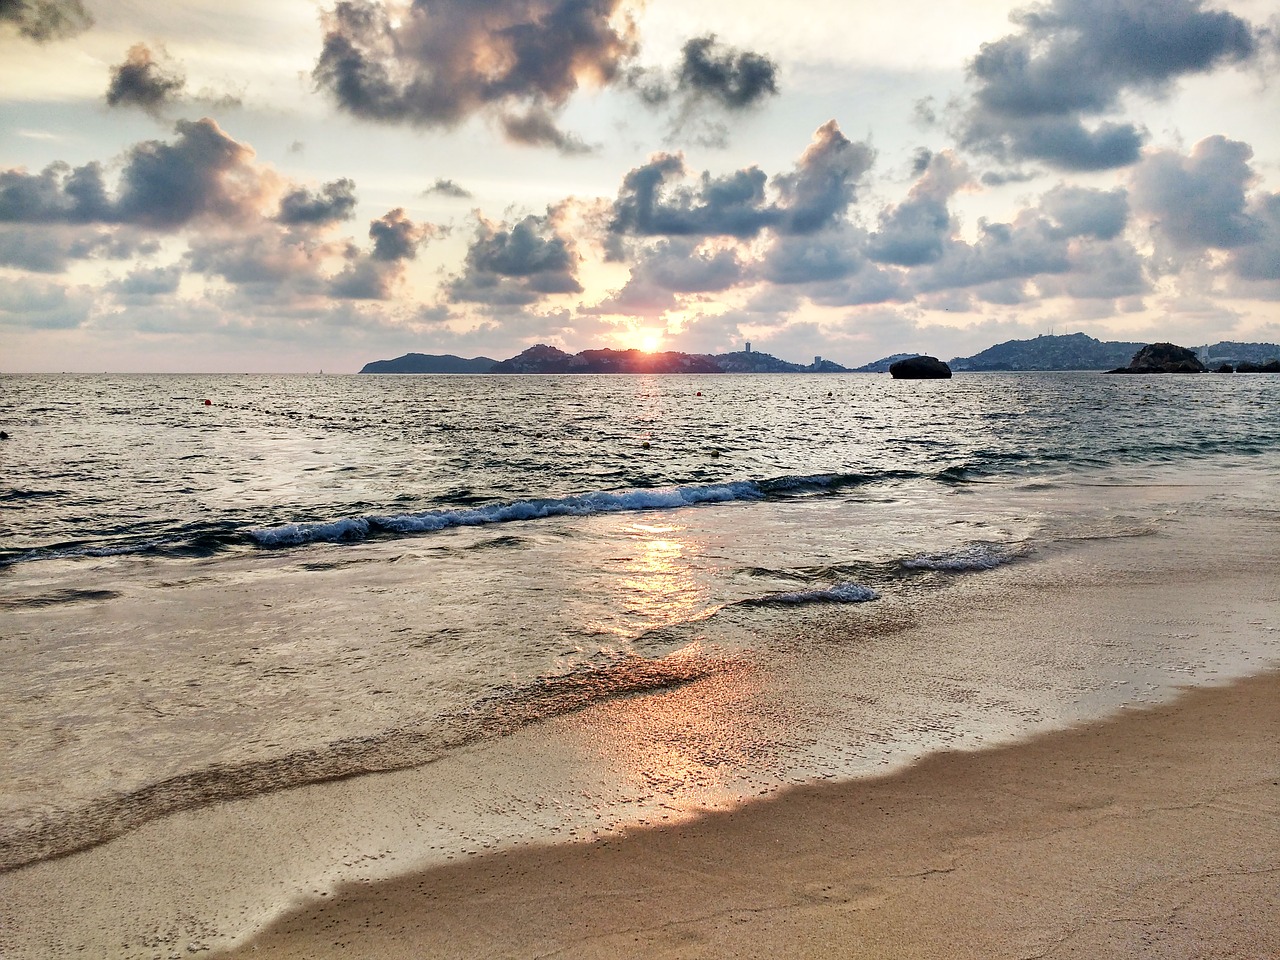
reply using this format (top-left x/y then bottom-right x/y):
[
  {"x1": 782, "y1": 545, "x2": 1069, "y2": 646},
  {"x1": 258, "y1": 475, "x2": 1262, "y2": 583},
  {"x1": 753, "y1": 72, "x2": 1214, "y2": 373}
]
[{"x1": 745, "y1": 341, "x2": 751, "y2": 353}]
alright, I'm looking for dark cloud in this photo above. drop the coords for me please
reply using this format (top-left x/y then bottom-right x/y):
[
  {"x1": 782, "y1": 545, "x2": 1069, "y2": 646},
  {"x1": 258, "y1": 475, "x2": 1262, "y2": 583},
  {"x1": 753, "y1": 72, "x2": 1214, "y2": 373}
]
[
  {"x1": 916, "y1": 216, "x2": 1071, "y2": 293},
  {"x1": 106, "y1": 43, "x2": 186, "y2": 116},
  {"x1": 759, "y1": 230, "x2": 864, "y2": 285},
  {"x1": 1131, "y1": 135, "x2": 1259, "y2": 251},
  {"x1": 424, "y1": 178, "x2": 471, "y2": 199},
  {"x1": 0, "y1": 226, "x2": 72, "y2": 271},
  {"x1": 1230, "y1": 193, "x2": 1280, "y2": 281},
  {"x1": 113, "y1": 119, "x2": 266, "y2": 229},
  {"x1": 0, "y1": 160, "x2": 113, "y2": 223},
  {"x1": 610, "y1": 155, "x2": 773, "y2": 239},
  {"x1": 369, "y1": 207, "x2": 430, "y2": 260},
  {"x1": 313, "y1": 0, "x2": 635, "y2": 148},
  {"x1": 803, "y1": 264, "x2": 909, "y2": 308},
  {"x1": 980, "y1": 168, "x2": 1038, "y2": 186},
  {"x1": 187, "y1": 230, "x2": 331, "y2": 288},
  {"x1": 673, "y1": 34, "x2": 778, "y2": 109},
  {"x1": 113, "y1": 264, "x2": 184, "y2": 297},
  {"x1": 609, "y1": 121, "x2": 873, "y2": 242},
  {"x1": 1, "y1": 119, "x2": 271, "y2": 231},
  {"x1": 328, "y1": 208, "x2": 433, "y2": 299},
  {"x1": 960, "y1": 0, "x2": 1259, "y2": 170},
  {"x1": 1038, "y1": 184, "x2": 1128, "y2": 241},
  {"x1": 276, "y1": 178, "x2": 358, "y2": 225},
  {"x1": 500, "y1": 107, "x2": 593, "y2": 155},
  {"x1": 449, "y1": 212, "x2": 582, "y2": 305},
  {"x1": 0, "y1": 224, "x2": 154, "y2": 272},
  {"x1": 867, "y1": 151, "x2": 969, "y2": 267},
  {"x1": 0, "y1": 0, "x2": 91, "y2": 43},
  {"x1": 772, "y1": 122, "x2": 876, "y2": 234},
  {"x1": 0, "y1": 278, "x2": 91, "y2": 329}
]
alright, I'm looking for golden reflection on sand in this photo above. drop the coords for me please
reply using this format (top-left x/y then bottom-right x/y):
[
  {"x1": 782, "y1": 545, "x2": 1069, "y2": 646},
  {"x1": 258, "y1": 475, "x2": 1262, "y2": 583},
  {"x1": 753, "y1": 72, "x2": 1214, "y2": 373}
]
[{"x1": 575, "y1": 650, "x2": 769, "y2": 821}]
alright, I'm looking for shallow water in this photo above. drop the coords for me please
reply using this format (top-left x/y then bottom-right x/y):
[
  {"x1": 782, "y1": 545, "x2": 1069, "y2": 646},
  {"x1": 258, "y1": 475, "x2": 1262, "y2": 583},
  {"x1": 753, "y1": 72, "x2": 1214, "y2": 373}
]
[{"x1": 2, "y1": 371, "x2": 1279, "y2": 874}]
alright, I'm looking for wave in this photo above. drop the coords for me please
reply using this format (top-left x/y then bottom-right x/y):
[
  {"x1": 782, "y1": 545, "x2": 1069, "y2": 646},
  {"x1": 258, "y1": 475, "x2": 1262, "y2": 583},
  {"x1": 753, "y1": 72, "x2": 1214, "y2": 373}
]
[
  {"x1": 0, "y1": 649, "x2": 729, "y2": 872},
  {"x1": 4, "y1": 468, "x2": 941, "y2": 565},
  {"x1": 248, "y1": 472, "x2": 899, "y2": 549},
  {"x1": 900, "y1": 543, "x2": 1020, "y2": 572},
  {"x1": 755, "y1": 582, "x2": 881, "y2": 606}
]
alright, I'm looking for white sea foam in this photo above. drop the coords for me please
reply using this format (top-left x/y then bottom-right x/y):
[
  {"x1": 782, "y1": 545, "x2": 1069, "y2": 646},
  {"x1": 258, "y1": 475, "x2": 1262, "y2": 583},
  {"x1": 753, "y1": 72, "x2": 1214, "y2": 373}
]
[
  {"x1": 249, "y1": 481, "x2": 766, "y2": 547},
  {"x1": 768, "y1": 582, "x2": 881, "y2": 605},
  {"x1": 901, "y1": 544, "x2": 1015, "y2": 572}
]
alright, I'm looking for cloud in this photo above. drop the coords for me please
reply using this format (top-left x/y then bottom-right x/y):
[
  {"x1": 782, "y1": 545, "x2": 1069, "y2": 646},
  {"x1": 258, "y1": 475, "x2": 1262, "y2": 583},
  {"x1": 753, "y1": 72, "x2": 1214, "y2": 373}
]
[
  {"x1": 676, "y1": 34, "x2": 778, "y2": 109},
  {"x1": 0, "y1": 224, "x2": 155, "y2": 272},
  {"x1": 424, "y1": 178, "x2": 471, "y2": 199},
  {"x1": 0, "y1": 277, "x2": 92, "y2": 329},
  {"x1": 1131, "y1": 135, "x2": 1259, "y2": 251},
  {"x1": 0, "y1": 0, "x2": 91, "y2": 43},
  {"x1": 1038, "y1": 184, "x2": 1128, "y2": 240},
  {"x1": 959, "y1": 0, "x2": 1259, "y2": 170},
  {"x1": 313, "y1": 0, "x2": 635, "y2": 148},
  {"x1": 449, "y1": 211, "x2": 582, "y2": 305},
  {"x1": 330, "y1": 208, "x2": 434, "y2": 299},
  {"x1": 500, "y1": 106, "x2": 593, "y2": 154},
  {"x1": 114, "y1": 119, "x2": 269, "y2": 229},
  {"x1": 1230, "y1": 192, "x2": 1280, "y2": 282},
  {"x1": 609, "y1": 121, "x2": 873, "y2": 242},
  {"x1": 867, "y1": 150, "x2": 970, "y2": 267},
  {"x1": 276, "y1": 178, "x2": 358, "y2": 225},
  {"x1": 0, "y1": 119, "x2": 270, "y2": 230},
  {"x1": 106, "y1": 43, "x2": 186, "y2": 116},
  {"x1": 759, "y1": 229, "x2": 864, "y2": 285},
  {"x1": 632, "y1": 34, "x2": 778, "y2": 110},
  {"x1": 112, "y1": 263, "x2": 184, "y2": 297}
]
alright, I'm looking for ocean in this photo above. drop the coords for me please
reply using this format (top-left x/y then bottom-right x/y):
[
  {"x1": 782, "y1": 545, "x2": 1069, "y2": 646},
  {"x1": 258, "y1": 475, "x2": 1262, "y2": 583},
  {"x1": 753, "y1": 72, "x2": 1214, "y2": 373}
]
[{"x1": 2, "y1": 370, "x2": 1278, "y2": 886}]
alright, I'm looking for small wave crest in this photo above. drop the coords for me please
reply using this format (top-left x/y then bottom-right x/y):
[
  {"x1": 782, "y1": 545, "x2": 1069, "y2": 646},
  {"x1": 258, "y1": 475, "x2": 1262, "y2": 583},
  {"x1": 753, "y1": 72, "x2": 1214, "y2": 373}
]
[
  {"x1": 250, "y1": 481, "x2": 767, "y2": 548},
  {"x1": 900, "y1": 543, "x2": 1018, "y2": 572},
  {"x1": 759, "y1": 582, "x2": 881, "y2": 605}
]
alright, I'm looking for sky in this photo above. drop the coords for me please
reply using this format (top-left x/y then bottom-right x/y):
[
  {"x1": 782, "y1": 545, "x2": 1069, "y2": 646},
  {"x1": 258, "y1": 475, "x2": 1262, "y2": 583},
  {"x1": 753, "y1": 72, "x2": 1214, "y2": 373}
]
[{"x1": 1, "y1": 0, "x2": 1278, "y2": 372}]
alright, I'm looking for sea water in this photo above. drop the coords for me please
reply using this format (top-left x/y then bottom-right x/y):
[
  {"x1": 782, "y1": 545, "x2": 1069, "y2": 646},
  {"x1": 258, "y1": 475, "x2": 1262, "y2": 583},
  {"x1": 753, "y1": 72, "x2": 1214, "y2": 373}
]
[{"x1": 2, "y1": 371, "x2": 1279, "y2": 874}]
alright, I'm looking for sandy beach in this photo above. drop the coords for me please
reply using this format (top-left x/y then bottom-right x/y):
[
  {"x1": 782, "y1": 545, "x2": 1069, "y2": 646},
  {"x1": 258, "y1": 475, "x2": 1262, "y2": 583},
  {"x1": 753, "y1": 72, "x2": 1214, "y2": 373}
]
[{"x1": 211, "y1": 669, "x2": 1280, "y2": 960}]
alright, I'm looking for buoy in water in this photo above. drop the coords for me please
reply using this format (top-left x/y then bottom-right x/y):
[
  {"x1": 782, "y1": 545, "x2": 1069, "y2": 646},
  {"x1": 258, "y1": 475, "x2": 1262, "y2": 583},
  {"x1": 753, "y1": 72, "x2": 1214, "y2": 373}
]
[
  {"x1": 203, "y1": 399, "x2": 212, "y2": 406},
  {"x1": 696, "y1": 391, "x2": 702, "y2": 396},
  {"x1": 641, "y1": 441, "x2": 650, "y2": 449}
]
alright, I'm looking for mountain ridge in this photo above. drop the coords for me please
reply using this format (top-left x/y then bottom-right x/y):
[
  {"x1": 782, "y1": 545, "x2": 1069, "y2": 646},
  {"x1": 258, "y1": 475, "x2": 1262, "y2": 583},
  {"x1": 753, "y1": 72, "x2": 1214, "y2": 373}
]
[{"x1": 360, "y1": 335, "x2": 1280, "y2": 375}]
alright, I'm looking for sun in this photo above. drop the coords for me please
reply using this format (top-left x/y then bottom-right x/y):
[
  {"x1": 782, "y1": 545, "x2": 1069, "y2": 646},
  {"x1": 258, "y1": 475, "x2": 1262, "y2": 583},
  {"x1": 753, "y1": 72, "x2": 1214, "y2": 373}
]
[{"x1": 638, "y1": 331, "x2": 664, "y2": 353}]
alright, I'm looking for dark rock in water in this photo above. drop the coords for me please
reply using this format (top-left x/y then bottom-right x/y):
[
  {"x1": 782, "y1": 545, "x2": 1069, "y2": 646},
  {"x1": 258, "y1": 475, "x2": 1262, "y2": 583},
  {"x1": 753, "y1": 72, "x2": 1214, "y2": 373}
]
[
  {"x1": 1237, "y1": 359, "x2": 1280, "y2": 373},
  {"x1": 0, "y1": 430, "x2": 8, "y2": 440},
  {"x1": 1214, "y1": 364, "x2": 1235, "y2": 373},
  {"x1": 1106, "y1": 342, "x2": 1206, "y2": 374},
  {"x1": 889, "y1": 355, "x2": 952, "y2": 379}
]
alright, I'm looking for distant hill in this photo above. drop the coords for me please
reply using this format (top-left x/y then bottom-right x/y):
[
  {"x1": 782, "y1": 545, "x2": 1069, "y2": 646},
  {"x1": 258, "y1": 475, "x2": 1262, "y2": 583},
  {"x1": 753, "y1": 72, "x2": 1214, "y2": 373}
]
[
  {"x1": 852, "y1": 353, "x2": 916, "y2": 373},
  {"x1": 371, "y1": 346, "x2": 851, "y2": 374},
  {"x1": 949, "y1": 333, "x2": 1145, "y2": 371},
  {"x1": 1200, "y1": 341, "x2": 1280, "y2": 367},
  {"x1": 361, "y1": 336, "x2": 1279, "y2": 376},
  {"x1": 360, "y1": 353, "x2": 496, "y2": 373}
]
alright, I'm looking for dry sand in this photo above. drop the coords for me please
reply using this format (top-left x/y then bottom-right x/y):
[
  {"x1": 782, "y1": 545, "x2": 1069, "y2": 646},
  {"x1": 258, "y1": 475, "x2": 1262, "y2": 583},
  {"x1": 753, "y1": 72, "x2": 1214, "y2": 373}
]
[{"x1": 218, "y1": 670, "x2": 1280, "y2": 960}]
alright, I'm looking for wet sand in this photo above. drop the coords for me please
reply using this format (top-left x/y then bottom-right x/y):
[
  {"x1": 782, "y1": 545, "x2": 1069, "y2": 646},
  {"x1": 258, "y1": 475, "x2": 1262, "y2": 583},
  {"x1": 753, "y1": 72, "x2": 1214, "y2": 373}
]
[{"x1": 220, "y1": 669, "x2": 1280, "y2": 960}]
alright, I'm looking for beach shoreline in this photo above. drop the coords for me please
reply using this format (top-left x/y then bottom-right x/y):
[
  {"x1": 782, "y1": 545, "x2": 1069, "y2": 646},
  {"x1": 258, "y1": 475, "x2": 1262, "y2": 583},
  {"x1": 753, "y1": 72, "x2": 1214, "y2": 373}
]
[
  {"x1": 3, "y1": 465, "x2": 1278, "y2": 959},
  {"x1": 216, "y1": 668, "x2": 1280, "y2": 960}
]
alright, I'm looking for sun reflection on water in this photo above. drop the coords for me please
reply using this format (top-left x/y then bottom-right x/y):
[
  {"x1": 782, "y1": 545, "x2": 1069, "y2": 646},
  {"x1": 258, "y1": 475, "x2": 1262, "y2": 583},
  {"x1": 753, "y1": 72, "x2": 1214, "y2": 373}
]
[{"x1": 594, "y1": 521, "x2": 714, "y2": 639}]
